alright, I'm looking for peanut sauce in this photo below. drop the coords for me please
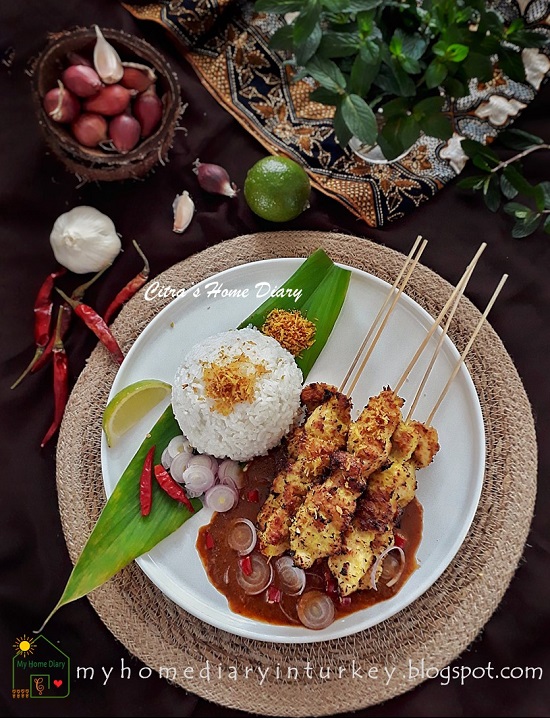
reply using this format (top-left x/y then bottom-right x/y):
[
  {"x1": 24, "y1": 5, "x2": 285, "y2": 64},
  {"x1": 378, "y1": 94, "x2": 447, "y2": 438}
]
[{"x1": 197, "y1": 454, "x2": 423, "y2": 628}]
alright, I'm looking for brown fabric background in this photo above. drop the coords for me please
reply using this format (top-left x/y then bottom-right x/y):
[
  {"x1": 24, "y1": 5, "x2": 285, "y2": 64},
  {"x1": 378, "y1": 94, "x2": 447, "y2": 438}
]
[{"x1": 1, "y1": 0, "x2": 549, "y2": 717}]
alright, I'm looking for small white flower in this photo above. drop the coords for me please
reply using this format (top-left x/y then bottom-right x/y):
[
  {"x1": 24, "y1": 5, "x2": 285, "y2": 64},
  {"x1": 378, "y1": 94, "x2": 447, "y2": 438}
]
[
  {"x1": 522, "y1": 48, "x2": 550, "y2": 90},
  {"x1": 440, "y1": 133, "x2": 468, "y2": 173},
  {"x1": 475, "y1": 95, "x2": 526, "y2": 126}
]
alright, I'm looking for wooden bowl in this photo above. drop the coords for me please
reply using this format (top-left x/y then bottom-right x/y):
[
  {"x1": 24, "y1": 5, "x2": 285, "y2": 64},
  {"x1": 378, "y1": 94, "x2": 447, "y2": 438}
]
[{"x1": 32, "y1": 27, "x2": 183, "y2": 182}]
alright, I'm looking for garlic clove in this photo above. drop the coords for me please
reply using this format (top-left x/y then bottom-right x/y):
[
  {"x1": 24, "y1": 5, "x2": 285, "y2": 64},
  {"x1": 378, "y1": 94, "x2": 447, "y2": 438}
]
[
  {"x1": 172, "y1": 191, "x2": 195, "y2": 234},
  {"x1": 93, "y1": 25, "x2": 123, "y2": 85}
]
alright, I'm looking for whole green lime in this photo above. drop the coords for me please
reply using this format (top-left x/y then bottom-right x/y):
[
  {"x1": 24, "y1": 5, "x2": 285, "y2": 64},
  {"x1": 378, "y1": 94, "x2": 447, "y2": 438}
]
[{"x1": 244, "y1": 155, "x2": 311, "y2": 222}]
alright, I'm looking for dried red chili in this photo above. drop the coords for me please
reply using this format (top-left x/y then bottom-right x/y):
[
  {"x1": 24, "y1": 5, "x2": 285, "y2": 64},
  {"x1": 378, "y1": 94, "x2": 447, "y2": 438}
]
[
  {"x1": 40, "y1": 306, "x2": 69, "y2": 448},
  {"x1": 56, "y1": 287, "x2": 124, "y2": 365},
  {"x1": 153, "y1": 464, "x2": 195, "y2": 513},
  {"x1": 246, "y1": 489, "x2": 259, "y2": 503},
  {"x1": 11, "y1": 267, "x2": 66, "y2": 389},
  {"x1": 140, "y1": 445, "x2": 156, "y2": 516},
  {"x1": 32, "y1": 267, "x2": 109, "y2": 375},
  {"x1": 103, "y1": 240, "x2": 150, "y2": 324},
  {"x1": 205, "y1": 531, "x2": 215, "y2": 550}
]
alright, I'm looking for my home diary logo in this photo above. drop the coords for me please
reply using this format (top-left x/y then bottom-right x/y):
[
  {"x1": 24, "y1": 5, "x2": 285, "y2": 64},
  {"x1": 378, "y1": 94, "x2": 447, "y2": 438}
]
[{"x1": 11, "y1": 635, "x2": 70, "y2": 699}]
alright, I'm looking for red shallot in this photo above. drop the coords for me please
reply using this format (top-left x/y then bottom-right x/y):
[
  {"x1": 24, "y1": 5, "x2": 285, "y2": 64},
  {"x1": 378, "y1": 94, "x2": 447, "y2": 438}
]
[
  {"x1": 71, "y1": 113, "x2": 108, "y2": 148},
  {"x1": 193, "y1": 159, "x2": 238, "y2": 198},
  {"x1": 62, "y1": 65, "x2": 102, "y2": 98},
  {"x1": 121, "y1": 62, "x2": 156, "y2": 92},
  {"x1": 134, "y1": 86, "x2": 163, "y2": 138},
  {"x1": 84, "y1": 84, "x2": 131, "y2": 116},
  {"x1": 43, "y1": 82, "x2": 80, "y2": 123},
  {"x1": 109, "y1": 113, "x2": 141, "y2": 153}
]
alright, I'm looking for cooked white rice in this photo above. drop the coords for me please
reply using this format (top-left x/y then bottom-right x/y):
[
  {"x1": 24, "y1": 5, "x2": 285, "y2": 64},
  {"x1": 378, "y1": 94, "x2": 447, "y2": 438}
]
[{"x1": 172, "y1": 327, "x2": 303, "y2": 462}]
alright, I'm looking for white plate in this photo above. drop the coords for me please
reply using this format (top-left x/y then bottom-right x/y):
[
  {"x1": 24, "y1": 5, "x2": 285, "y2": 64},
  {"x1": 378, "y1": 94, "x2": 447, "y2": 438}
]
[{"x1": 101, "y1": 258, "x2": 485, "y2": 643}]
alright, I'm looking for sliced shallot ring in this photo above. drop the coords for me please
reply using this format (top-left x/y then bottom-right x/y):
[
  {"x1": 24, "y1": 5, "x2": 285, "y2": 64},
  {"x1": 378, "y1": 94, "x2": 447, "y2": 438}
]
[
  {"x1": 236, "y1": 553, "x2": 273, "y2": 595},
  {"x1": 218, "y1": 459, "x2": 244, "y2": 488},
  {"x1": 370, "y1": 545, "x2": 405, "y2": 591},
  {"x1": 204, "y1": 483, "x2": 238, "y2": 512},
  {"x1": 161, "y1": 447, "x2": 172, "y2": 470},
  {"x1": 169, "y1": 450, "x2": 194, "y2": 483},
  {"x1": 227, "y1": 518, "x2": 257, "y2": 555},
  {"x1": 275, "y1": 557, "x2": 306, "y2": 596},
  {"x1": 187, "y1": 453, "x2": 218, "y2": 474},
  {"x1": 218, "y1": 475, "x2": 239, "y2": 493},
  {"x1": 167, "y1": 435, "x2": 191, "y2": 459},
  {"x1": 297, "y1": 591, "x2": 335, "y2": 630},
  {"x1": 183, "y1": 465, "x2": 216, "y2": 498}
]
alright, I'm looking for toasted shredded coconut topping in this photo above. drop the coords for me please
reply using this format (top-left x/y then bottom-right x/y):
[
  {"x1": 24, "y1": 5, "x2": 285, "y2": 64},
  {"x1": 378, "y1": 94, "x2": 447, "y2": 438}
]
[
  {"x1": 202, "y1": 352, "x2": 267, "y2": 415},
  {"x1": 261, "y1": 309, "x2": 316, "y2": 357}
]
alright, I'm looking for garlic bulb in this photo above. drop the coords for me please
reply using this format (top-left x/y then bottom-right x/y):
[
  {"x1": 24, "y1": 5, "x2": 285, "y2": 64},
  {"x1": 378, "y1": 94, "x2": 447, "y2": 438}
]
[{"x1": 50, "y1": 206, "x2": 121, "y2": 274}]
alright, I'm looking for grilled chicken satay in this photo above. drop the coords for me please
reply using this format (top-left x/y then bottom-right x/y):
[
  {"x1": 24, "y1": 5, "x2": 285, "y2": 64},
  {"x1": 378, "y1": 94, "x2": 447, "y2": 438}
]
[
  {"x1": 257, "y1": 383, "x2": 351, "y2": 557},
  {"x1": 289, "y1": 389, "x2": 404, "y2": 569},
  {"x1": 329, "y1": 419, "x2": 439, "y2": 595}
]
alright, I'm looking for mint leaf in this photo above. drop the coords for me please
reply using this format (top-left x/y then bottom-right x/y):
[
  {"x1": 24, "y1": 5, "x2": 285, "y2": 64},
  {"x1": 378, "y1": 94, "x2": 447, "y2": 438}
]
[
  {"x1": 498, "y1": 128, "x2": 544, "y2": 151},
  {"x1": 332, "y1": 102, "x2": 353, "y2": 147},
  {"x1": 500, "y1": 174, "x2": 518, "y2": 200},
  {"x1": 305, "y1": 56, "x2": 346, "y2": 92},
  {"x1": 512, "y1": 211, "x2": 541, "y2": 238},
  {"x1": 425, "y1": 60, "x2": 447, "y2": 88},
  {"x1": 483, "y1": 174, "x2": 501, "y2": 212},
  {"x1": 340, "y1": 94, "x2": 377, "y2": 144},
  {"x1": 497, "y1": 47, "x2": 526, "y2": 82},
  {"x1": 295, "y1": 24, "x2": 322, "y2": 65}
]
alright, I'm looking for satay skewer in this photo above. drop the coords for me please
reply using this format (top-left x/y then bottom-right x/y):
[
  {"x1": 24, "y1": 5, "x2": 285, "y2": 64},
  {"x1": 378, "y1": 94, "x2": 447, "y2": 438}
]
[
  {"x1": 345, "y1": 238, "x2": 428, "y2": 396},
  {"x1": 405, "y1": 242, "x2": 487, "y2": 422},
  {"x1": 426, "y1": 273, "x2": 508, "y2": 425},
  {"x1": 393, "y1": 243, "x2": 487, "y2": 397},
  {"x1": 339, "y1": 235, "x2": 424, "y2": 394}
]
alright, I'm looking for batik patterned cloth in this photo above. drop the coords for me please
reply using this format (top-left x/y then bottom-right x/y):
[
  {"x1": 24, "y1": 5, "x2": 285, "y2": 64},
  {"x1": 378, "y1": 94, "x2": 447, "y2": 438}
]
[{"x1": 124, "y1": 0, "x2": 550, "y2": 226}]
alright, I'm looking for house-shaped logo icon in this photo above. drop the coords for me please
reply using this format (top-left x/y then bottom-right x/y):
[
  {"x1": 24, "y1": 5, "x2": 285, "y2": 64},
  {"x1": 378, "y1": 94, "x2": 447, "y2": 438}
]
[{"x1": 12, "y1": 635, "x2": 70, "y2": 699}]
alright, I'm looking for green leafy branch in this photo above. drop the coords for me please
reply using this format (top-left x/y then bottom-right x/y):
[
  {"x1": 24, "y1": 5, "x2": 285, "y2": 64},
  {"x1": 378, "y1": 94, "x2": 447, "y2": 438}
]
[
  {"x1": 458, "y1": 129, "x2": 550, "y2": 238},
  {"x1": 255, "y1": 0, "x2": 547, "y2": 159}
]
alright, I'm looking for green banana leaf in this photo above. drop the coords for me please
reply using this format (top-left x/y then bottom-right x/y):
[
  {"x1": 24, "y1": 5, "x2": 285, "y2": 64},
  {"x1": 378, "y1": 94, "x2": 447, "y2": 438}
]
[
  {"x1": 39, "y1": 248, "x2": 349, "y2": 628},
  {"x1": 37, "y1": 406, "x2": 201, "y2": 631},
  {"x1": 295, "y1": 264, "x2": 352, "y2": 377},
  {"x1": 238, "y1": 247, "x2": 333, "y2": 328}
]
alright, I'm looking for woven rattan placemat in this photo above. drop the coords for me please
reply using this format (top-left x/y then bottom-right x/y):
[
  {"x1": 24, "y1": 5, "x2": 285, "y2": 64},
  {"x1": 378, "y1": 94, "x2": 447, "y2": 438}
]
[{"x1": 56, "y1": 231, "x2": 537, "y2": 717}]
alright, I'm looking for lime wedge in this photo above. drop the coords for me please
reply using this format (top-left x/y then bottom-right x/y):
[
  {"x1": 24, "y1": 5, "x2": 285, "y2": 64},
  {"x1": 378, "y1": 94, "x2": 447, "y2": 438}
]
[{"x1": 102, "y1": 379, "x2": 172, "y2": 447}]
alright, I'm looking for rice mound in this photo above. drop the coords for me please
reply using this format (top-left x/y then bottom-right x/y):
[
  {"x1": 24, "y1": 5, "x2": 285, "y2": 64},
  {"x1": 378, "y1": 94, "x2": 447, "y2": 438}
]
[{"x1": 172, "y1": 327, "x2": 303, "y2": 461}]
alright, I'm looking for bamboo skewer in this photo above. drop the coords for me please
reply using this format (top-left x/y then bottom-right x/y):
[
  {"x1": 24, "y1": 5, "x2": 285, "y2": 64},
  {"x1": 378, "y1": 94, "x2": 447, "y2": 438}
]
[
  {"x1": 425, "y1": 274, "x2": 508, "y2": 426},
  {"x1": 339, "y1": 235, "x2": 423, "y2": 394},
  {"x1": 345, "y1": 238, "x2": 428, "y2": 397},
  {"x1": 393, "y1": 243, "x2": 487, "y2": 397},
  {"x1": 405, "y1": 242, "x2": 487, "y2": 422}
]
